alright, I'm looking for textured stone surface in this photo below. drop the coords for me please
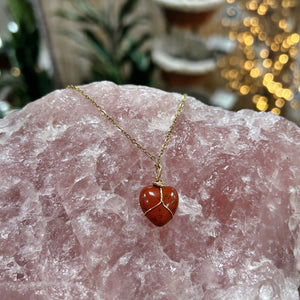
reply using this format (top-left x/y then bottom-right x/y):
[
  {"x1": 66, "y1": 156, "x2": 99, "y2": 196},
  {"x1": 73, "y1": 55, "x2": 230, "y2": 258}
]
[{"x1": 0, "y1": 81, "x2": 300, "y2": 299}]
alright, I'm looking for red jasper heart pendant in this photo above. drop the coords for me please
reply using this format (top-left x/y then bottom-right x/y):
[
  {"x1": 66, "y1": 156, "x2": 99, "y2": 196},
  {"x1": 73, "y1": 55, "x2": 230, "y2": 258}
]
[{"x1": 139, "y1": 185, "x2": 179, "y2": 226}]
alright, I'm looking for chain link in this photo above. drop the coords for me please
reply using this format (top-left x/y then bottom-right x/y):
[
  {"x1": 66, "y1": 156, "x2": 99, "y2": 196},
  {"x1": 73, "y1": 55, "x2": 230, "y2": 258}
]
[{"x1": 67, "y1": 85, "x2": 186, "y2": 182}]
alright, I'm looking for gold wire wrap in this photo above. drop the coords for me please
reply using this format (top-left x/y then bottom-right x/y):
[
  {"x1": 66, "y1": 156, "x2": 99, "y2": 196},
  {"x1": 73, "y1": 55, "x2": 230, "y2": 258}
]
[
  {"x1": 144, "y1": 187, "x2": 174, "y2": 218},
  {"x1": 67, "y1": 85, "x2": 186, "y2": 183}
]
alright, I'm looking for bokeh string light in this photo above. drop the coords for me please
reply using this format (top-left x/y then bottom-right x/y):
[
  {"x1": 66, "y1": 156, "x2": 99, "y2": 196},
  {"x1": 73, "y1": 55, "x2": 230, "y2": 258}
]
[{"x1": 219, "y1": 0, "x2": 300, "y2": 115}]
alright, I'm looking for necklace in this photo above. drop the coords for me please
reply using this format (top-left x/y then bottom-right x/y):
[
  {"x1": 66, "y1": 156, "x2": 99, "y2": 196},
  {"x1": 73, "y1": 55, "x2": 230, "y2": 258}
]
[{"x1": 67, "y1": 85, "x2": 187, "y2": 226}]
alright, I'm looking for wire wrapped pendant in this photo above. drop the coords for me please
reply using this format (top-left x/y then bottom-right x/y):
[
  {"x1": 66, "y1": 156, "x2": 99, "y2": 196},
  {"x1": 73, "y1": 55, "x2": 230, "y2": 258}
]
[
  {"x1": 139, "y1": 184, "x2": 179, "y2": 226},
  {"x1": 66, "y1": 86, "x2": 186, "y2": 227}
]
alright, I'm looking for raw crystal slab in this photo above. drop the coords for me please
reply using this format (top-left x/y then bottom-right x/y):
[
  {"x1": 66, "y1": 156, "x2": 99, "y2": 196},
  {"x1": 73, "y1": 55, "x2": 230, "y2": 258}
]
[{"x1": 0, "y1": 81, "x2": 300, "y2": 299}]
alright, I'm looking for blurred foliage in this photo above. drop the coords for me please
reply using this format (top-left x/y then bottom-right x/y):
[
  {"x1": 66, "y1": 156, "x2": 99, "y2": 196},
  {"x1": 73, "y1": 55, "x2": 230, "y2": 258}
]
[
  {"x1": 57, "y1": 0, "x2": 154, "y2": 85},
  {"x1": 0, "y1": 0, "x2": 54, "y2": 108}
]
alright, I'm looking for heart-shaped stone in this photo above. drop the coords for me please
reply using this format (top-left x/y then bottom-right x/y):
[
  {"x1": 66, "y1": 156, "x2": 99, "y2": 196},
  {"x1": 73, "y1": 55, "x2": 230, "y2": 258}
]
[{"x1": 139, "y1": 185, "x2": 179, "y2": 226}]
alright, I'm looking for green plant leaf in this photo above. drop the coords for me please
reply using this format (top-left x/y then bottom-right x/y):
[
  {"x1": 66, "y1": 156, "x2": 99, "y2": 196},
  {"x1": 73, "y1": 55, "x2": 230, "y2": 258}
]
[
  {"x1": 0, "y1": 0, "x2": 55, "y2": 108},
  {"x1": 71, "y1": 0, "x2": 102, "y2": 24},
  {"x1": 8, "y1": 0, "x2": 36, "y2": 33},
  {"x1": 58, "y1": 29, "x2": 111, "y2": 70},
  {"x1": 119, "y1": 15, "x2": 150, "y2": 43},
  {"x1": 128, "y1": 50, "x2": 154, "y2": 85},
  {"x1": 130, "y1": 50, "x2": 151, "y2": 71},
  {"x1": 56, "y1": 0, "x2": 154, "y2": 86},
  {"x1": 90, "y1": 61, "x2": 123, "y2": 84},
  {"x1": 119, "y1": 0, "x2": 138, "y2": 22},
  {"x1": 58, "y1": 29, "x2": 89, "y2": 47},
  {"x1": 13, "y1": 25, "x2": 40, "y2": 68},
  {"x1": 83, "y1": 29, "x2": 112, "y2": 64},
  {"x1": 56, "y1": 1, "x2": 109, "y2": 28},
  {"x1": 97, "y1": 10, "x2": 114, "y2": 37},
  {"x1": 120, "y1": 33, "x2": 151, "y2": 64},
  {"x1": 55, "y1": 10, "x2": 91, "y2": 23}
]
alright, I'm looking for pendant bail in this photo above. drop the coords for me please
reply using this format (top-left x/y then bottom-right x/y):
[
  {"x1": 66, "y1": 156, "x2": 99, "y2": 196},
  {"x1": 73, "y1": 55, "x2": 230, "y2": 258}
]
[
  {"x1": 155, "y1": 162, "x2": 162, "y2": 181},
  {"x1": 154, "y1": 162, "x2": 165, "y2": 187}
]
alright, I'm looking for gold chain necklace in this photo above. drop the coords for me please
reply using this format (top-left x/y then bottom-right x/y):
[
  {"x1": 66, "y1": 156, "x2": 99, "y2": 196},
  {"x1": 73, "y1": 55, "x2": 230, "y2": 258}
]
[{"x1": 67, "y1": 85, "x2": 187, "y2": 226}]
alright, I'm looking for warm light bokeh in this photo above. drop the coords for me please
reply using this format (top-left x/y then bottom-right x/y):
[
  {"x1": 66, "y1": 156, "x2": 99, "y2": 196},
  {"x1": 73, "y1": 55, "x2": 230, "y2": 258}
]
[{"x1": 220, "y1": 0, "x2": 300, "y2": 114}]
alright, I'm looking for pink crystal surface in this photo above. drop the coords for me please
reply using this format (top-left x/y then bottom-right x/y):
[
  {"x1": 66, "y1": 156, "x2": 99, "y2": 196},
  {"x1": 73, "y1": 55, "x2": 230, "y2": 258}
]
[{"x1": 0, "y1": 81, "x2": 300, "y2": 299}]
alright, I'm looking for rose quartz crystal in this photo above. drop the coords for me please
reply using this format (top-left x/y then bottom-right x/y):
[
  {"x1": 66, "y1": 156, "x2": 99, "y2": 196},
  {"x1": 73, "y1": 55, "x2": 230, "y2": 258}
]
[{"x1": 0, "y1": 81, "x2": 300, "y2": 299}]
